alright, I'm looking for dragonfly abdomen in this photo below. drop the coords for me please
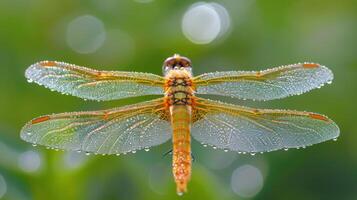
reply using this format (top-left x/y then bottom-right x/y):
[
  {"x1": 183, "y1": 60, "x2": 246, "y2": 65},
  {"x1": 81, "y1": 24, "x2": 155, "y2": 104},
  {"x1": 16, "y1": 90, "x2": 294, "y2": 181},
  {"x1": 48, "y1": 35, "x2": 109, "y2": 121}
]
[{"x1": 170, "y1": 105, "x2": 192, "y2": 195}]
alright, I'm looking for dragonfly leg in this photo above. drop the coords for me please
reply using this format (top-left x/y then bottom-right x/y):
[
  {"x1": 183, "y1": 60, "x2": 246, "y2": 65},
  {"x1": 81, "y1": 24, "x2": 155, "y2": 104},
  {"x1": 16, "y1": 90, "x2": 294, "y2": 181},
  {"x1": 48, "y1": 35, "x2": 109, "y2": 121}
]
[
  {"x1": 162, "y1": 149, "x2": 173, "y2": 158},
  {"x1": 191, "y1": 153, "x2": 195, "y2": 162}
]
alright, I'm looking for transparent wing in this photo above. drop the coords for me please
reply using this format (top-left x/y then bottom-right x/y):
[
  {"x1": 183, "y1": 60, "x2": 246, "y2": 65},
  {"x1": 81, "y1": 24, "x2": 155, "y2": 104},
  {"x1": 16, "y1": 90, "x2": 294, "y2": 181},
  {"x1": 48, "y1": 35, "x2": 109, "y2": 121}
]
[
  {"x1": 25, "y1": 61, "x2": 165, "y2": 101},
  {"x1": 191, "y1": 98, "x2": 339, "y2": 153},
  {"x1": 193, "y1": 63, "x2": 333, "y2": 101},
  {"x1": 20, "y1": 98, "x2": 171, "y2": 155}
]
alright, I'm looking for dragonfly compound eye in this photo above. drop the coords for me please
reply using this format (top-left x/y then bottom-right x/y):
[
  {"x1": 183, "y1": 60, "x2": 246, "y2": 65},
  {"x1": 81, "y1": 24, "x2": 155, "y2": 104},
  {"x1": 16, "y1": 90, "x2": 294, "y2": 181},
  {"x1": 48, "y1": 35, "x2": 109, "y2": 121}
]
[{"x1": 163, "y1": 54, "x2": 192, "y2": 73}]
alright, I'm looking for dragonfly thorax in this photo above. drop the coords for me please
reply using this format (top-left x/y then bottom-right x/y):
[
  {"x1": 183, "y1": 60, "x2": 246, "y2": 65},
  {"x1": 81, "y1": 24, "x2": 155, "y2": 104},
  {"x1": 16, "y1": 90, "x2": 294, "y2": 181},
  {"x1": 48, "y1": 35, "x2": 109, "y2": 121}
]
[{"x1": 165, "y1": 69, "x2": 195, "y2": 106}]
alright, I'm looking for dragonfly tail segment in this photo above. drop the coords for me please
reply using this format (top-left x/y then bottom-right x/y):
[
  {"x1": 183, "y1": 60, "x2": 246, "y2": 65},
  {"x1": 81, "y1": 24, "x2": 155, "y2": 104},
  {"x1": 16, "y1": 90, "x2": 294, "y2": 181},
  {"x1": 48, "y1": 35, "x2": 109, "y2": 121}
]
[{"x1": 170, "y1": 105, "x2": 192, "y2": 195}]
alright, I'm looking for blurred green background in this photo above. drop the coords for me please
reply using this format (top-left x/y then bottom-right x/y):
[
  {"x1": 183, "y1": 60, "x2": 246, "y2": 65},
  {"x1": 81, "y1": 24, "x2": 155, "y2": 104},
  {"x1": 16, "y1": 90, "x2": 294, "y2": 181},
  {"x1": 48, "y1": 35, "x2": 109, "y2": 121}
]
[{"x1": 0, "y1": 0, "x2": 356, "y2": 199}]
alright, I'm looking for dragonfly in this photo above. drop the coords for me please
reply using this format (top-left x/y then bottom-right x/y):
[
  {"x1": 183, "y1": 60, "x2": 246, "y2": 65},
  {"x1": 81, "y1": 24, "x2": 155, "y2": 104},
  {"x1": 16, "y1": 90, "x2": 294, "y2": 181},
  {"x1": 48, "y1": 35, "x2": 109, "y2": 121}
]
[{"x1": 21, "y1": 54, "x2": 339, "y2": 195}]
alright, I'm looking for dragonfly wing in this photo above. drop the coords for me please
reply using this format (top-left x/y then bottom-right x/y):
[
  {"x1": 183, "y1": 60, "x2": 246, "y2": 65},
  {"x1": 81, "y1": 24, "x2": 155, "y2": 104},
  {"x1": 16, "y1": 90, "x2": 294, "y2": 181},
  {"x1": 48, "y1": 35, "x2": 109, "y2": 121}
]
[
  {"x1": 21, "y1": 98, "x2": 171, "y2": 154},
  {"x1": 191, "y1": 98, "x2": 339, "y2": 153},
  {"x1": 26, "y1": 61, "x2": 165, "y2": 101},
  {"x1": 194, "y1": 63, "x2": 333, "y2": 100}
]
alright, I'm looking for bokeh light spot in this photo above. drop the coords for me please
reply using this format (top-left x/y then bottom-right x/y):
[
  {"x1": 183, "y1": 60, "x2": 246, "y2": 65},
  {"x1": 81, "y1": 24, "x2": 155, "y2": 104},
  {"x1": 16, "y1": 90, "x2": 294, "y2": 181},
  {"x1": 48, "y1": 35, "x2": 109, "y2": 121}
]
[
  {"x1": 66, "y1": 15, "x2": 106, "y2": 54},
  {"x1": 203, "y1": 150, "x2": 237, "y2": 170},
  {"x1": 18, "y1": 150, "x2": 42, "y2": 173},
  {"x1": 209, "y1": 3, "x2": 231, "y2": 38},
  {"x1": 231, "y1": 164, "x2": 264, "y2": 198},
  {"x1": 63, "y1": 151, "x2": 88, "y2": 170},
  {"x1": 182, "y1": 2, "x2": 230, "y2": 44}
]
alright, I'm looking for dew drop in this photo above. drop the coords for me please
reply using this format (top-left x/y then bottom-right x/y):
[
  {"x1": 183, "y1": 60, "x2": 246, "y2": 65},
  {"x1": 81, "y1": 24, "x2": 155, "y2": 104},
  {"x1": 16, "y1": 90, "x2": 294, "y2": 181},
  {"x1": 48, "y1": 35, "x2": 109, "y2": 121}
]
[
  {"x1": 66, "y1": 15, "x2": 106, "y2": 54},
  {"x1": 144, "y1": 148, "x2": 150, "y2": 152},
  {"x1": 85, "y1": 152, "x2": 91, "y2": 156},
  {"x1": 284, "y1": 148, "x2": 289, "y2": 151},
  {"x1": 238, "y1": 152, "x2": 242, "y2": 154},
  {"x1": 32, "y1": 144, "x2": 37, "y2": 147},
  {"x1": 250, "y1": 153, "x2": 256, "y2": 156},
  {"x1": 212, "y1": 146, "x2": 217, "y2": 149},
  {"x1": 203, "y1": 144, "x2": 208, "y2": 147}
]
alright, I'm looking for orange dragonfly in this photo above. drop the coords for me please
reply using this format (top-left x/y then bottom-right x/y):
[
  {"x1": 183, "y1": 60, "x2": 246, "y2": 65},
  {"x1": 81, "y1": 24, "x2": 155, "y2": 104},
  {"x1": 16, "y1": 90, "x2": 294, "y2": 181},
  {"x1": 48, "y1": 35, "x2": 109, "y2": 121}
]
[{"x1": 21, "y1": 54, "x2": 339, "y2": 195}]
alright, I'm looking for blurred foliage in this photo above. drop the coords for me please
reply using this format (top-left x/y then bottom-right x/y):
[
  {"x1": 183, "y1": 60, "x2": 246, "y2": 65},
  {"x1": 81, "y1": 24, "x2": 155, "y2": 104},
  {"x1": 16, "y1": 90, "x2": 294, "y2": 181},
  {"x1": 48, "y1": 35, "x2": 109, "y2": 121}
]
[{"x1": 0, "y1": 0, "x2": 357, "y2": 200}]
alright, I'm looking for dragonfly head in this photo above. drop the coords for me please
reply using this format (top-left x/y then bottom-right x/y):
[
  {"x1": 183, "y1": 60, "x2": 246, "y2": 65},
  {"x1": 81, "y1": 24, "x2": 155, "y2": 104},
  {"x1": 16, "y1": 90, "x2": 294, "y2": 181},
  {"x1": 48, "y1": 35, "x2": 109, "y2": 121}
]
[{"x1": 163, "y1": 54, "x2": 192, "y2": 75}]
